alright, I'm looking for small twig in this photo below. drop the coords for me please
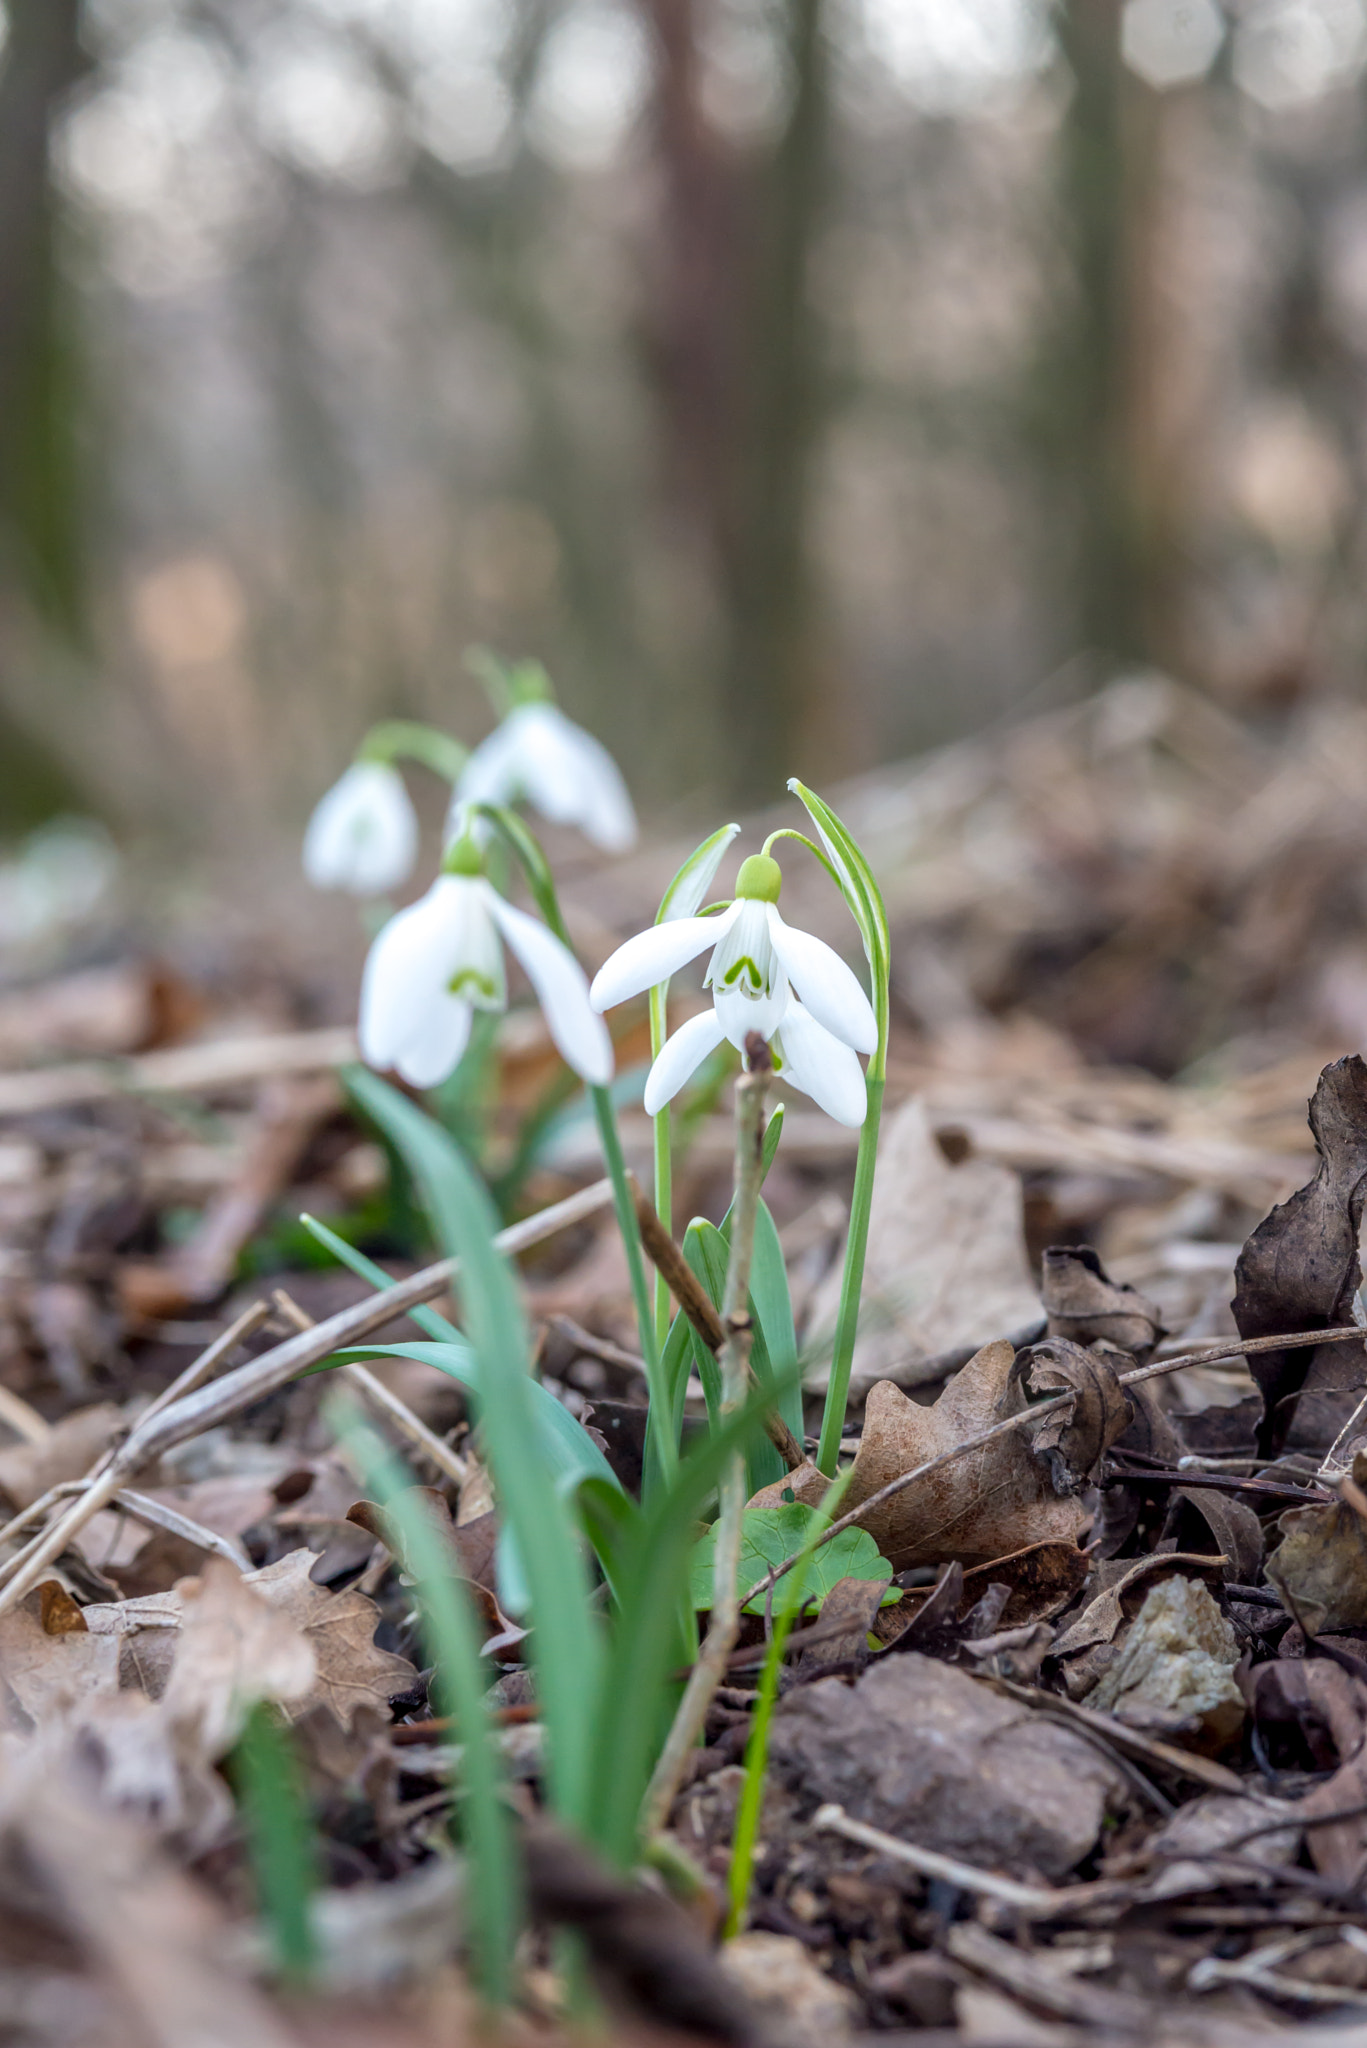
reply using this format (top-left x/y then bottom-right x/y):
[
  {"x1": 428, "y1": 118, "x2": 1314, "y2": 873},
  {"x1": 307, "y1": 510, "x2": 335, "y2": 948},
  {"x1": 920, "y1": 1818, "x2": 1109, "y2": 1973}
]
[
  {"x1": 547, "y1": 1314, "x2": 649, "y2": 1376},
  {"x1": 135, "y1": 1297, "x2": 275, "y2": 1436},
  {"x1": 736, "y1": 1322, "x2": 1367, "y2": 1613},
  {"x1": 0, "y1": 1177, "x2": 615, "y2": 1617},
  {"x1": 0, "y1": 1383, "x2": 51, "y2": 1446},
  {"x1": 106, "y1": 1487, "x2": 253, "y2": 1572},
  {"x1": 642, "y1": 1048, "x2": 770, "y2": 1837},
  {"x1": 271, "y1": 1287, "x2": 469, "y2": 1489},
  {"x1": 627, "y1": 1170, "x2": 803, "y2": 1471},
  {"x1": 813, "y1": 1804, "x2": 1132, "y2": 1917}
]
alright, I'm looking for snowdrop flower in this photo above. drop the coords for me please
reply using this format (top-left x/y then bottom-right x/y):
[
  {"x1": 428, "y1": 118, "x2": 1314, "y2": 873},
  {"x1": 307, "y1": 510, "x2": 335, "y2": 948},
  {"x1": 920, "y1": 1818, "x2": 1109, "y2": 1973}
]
[
  {"x1": 589, "y1": 853, "x2": 876, "y2": 1127},
  {"x1": 360, "y1": 839, "x2": 613, "y2": 1090},
  {"x1": 453, "y1": 700, "x2": 637, "y2": 853},
  {"x1": 304, "y1": 761, "x2": 418, "y2": 895}
]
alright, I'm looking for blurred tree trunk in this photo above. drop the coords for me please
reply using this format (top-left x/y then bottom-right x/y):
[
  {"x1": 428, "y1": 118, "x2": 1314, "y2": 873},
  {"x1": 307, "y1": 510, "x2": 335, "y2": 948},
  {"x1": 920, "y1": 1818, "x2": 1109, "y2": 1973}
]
[
  {"x1": 0, "y1": 0, "x2": 87, "y2": 629},
  {"x1": 0, "y1": 0, "x2": 90, "y2": 830},
  {"x1": 1048, "y1": 0, "x2": 1192, "y2": 678},
  {"x1": 639, "y1": 0, "x2": 830, "y2": 800}
]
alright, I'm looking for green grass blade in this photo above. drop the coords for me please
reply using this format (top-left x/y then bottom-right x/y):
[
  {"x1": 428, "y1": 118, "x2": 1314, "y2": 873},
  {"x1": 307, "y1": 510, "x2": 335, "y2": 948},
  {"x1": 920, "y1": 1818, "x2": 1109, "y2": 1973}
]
[
  {"x1": 227, "y1": 1702, "x2": 319, "y2": 1988},
  {"x1": 333, "y1": 1402, "x2": 519, "y2": 2002},
  {"x1": 344, "y1": 1067, "x2": 604, "y2": 1835},
  {"x1": 299, "y1": 1211, "x2": 463, "y2": 1341}
]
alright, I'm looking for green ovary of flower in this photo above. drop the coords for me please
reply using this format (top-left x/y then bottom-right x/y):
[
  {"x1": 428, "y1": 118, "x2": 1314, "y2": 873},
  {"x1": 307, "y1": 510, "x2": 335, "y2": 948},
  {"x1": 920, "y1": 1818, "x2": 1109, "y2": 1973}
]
[{"x1": 734, "y1": 853, "x2": 782, "y2": 903}]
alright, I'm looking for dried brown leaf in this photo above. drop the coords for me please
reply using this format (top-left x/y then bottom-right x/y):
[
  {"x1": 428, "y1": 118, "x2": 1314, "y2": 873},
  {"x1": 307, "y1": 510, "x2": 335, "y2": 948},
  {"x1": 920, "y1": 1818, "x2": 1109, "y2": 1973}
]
[
  {"x1": 1040, "y1": 1246, "x2": 1164, "y2": 1361},
  {"x1": 1267, "y1": 1452, "x2": 1367, "y2": 1634},
  {"x1": 1232, "y1": 1054, "x2": 1367, "y2": 1452},
  {"x1": 0, "y1": 1594, "x2": 121, "y2": 1727},
  {"x1": 243, "y1": 1548, "x2": 418, "y2": 1729},
  {"x1": 822, "y1": 1339, "x2": 1125, "y2": 1573},
  {"x1": 163, "y1": 1560, "x2": 316, "y2": 1754}
]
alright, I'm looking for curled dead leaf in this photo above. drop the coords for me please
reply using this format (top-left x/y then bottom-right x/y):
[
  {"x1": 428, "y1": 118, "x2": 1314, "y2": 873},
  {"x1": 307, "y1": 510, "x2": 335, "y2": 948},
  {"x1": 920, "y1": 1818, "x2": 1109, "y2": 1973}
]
[
  {"x1": 1011, "y1": 1338, "x2": 1134, "y2": 1492},
  {"x1": 1232, "y1": 1055, "x2": 1367, "y2": 1454},
  {"x1": 1040, "y1": 1246, "x2": 1164, "y2": 1361},
  {"x1": 788, "y1": 1339, "x2": 1126, "y2": 1574},
  {"x1": 1267, "y1": 1453, "x2": 1367, "y2": 1634}
]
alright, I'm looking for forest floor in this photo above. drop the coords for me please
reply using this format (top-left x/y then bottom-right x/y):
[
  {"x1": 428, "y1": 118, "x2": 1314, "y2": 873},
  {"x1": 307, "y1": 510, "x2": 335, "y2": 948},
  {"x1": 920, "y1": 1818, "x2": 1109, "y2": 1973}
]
[{"x1": 7, "y1": 678, "x2": 1367, "y2": 2046}]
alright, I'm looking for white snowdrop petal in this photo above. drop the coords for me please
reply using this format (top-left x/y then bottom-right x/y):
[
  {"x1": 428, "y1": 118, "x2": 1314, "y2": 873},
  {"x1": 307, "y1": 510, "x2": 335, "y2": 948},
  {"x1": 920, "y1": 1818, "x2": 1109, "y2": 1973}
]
[
  {"x1": 454, "y1": 722, "x2": 522, "y2": 814},
  {"x1": 514, "y1": 705, "x2": 638, "y2": 852},
  {"x1": 304, "y1": 762, "x2": 418, "y2": 894},
  {"x1": 358, "y1": 890, "x2": 450, "y2": 1069},
  {"x1": 487, "y1": 890, "x2": 614, "y2": 1085},
  {"x1": 394, "y1": 995, "x2": 474, "y2": 1089},
  {"x1": 589, "y1": 906, "x2": 739, "y2": 1012},
  {"x1": 643, "y1": 1008, "x2": 727, "y2": 1115},
  {"x1": 766, "y1": 908, "x2": 878, "y2": 1054},
  {"x1": 777, "y1": 1002, "x2": 868, "y2": 1127},
  {"x1": 712, "y1": 974, "x2": 790, "y2": 1054}
]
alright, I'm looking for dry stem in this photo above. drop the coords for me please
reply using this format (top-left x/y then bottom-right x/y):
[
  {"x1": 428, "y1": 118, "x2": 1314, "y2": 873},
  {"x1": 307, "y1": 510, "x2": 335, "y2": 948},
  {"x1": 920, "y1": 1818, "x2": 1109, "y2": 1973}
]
[{"x1": 642, "y1": 1051, "x2": 770, "y2": 1837}]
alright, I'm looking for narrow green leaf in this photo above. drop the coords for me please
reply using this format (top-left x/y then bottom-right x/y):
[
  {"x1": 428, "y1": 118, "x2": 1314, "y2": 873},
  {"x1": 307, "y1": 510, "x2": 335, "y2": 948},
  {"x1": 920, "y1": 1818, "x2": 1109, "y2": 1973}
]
[
  {"x1": 227, "y1": 1703, "x2": 318, "y2": 1987},
  {"x1": 343, "y1": 1067, "x2": 604, "y2": 1834},
  {"x1": 655, "y1": 822, "x2": 740, "y2": 924},
  {"x1": 334, "y1": 1403, "x2": 518, "y2": 2003}
]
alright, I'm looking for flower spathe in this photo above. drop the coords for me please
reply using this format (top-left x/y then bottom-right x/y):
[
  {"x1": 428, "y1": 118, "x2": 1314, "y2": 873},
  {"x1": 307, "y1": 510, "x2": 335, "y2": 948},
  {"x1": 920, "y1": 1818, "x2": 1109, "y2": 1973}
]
[
  {"x1": 589, "y1": 852, "x2": 877, "y2": 1127},
  {"x1": 452, "y1": 701, "x2": 637, "y2": 854},
  {"x1": 304, "y1": 760, "x2": 419, "y2": 894},
  {"x1": 360, "y1": 866, "x2": 613, "y2": 1090}
]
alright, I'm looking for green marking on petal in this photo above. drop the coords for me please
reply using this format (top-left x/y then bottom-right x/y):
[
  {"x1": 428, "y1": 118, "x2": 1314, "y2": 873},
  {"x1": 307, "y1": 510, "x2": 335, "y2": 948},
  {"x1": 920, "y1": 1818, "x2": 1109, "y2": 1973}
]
[{"x1": 449, "y1": 968, "x2": 498, "y2": 1000}]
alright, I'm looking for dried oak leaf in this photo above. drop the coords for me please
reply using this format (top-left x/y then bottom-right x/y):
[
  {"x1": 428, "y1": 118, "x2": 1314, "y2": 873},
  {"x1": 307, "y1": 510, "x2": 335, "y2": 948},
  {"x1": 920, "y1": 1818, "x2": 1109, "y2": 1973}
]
[
  {"x1": 772, "y1": 1339, "x2": 1128, "y2": 1574},
  {"x1": 0, "y1": 1592, "x2": 121, "y2": 1727},
  {"x1": 163, "y1": 1560, "x2": 316, "y2": 1755},
  {"x1": 1232, "y1": 1054, "x2": 1367, "y2": 1454},
  {"x1": 1266, "y1": 1453, "x2": 1367, "y2": 1634},
  {"x1": 347, "y1": 1490, "x2": 508, "y2": 1638},
  {"x1": 1040, "y1": 1246, "x2": 1164, "y2": 1362},
  {"x1": 242, "y1": 1548, "x2": 417, "y2": 1728}
]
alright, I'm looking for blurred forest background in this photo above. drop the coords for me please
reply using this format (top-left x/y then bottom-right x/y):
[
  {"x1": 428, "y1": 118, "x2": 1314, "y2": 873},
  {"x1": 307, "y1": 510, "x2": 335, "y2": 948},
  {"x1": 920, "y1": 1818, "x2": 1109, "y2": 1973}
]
[{"x1": 2, "y1": 0, "x2": 1367, "y2": 895}]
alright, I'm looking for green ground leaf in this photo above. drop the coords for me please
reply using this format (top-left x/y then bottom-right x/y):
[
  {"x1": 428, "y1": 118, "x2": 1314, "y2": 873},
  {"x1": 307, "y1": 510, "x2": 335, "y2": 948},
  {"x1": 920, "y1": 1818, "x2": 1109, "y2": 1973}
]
[{"x1": 689, "y1": 1503, "x2": 894, "y2": 1618}]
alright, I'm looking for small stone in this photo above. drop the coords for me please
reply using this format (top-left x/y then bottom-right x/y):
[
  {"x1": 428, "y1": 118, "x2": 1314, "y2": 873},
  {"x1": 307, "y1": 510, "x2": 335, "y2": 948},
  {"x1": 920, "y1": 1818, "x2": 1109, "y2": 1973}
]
[
  {"x1": 722, "y1": 1932, "x2": 857, "y2": 2048},
  {"x1": 1085, "y1": 1575, "x2": 1243, "y2": 1747}
]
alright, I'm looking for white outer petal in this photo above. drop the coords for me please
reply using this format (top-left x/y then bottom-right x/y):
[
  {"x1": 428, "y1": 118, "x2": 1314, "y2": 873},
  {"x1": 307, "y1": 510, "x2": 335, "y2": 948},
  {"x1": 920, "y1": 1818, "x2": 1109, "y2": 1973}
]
[
  {"x1": 304, "y1": 762, "x2": 418, "y2": 894},
  {"x1": 511, "y1": 704, "x2": 638, "y2": 852},
  {"x1": 394, "y1": 995, "x2": 474, "y2": 1088},
  {"x1": 766, "y1": 906, "x2": 878, "y2": 1054},
  {"x1": 643, "y1": 1008, "x2": 726, "y2": 1115},
  {"x1": 590, "y1": 902, "x2": 740, "y2": 1012},
  {"x1": 358, "y1": 885, "x2": 459, "y2": 1072},
  {"x1": 776, "y1": 1001, "x2": 868, "y2": 1127},
  {"x1": 454, "y1": 722, "x2": 522, "y2": 812},
  {"x1": 486, "y1": 886, "x2": 614, "y2": 1085}
]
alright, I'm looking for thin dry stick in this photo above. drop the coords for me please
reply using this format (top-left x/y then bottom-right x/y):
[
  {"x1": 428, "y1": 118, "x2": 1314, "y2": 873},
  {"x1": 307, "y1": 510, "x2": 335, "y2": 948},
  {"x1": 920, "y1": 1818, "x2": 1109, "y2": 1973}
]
[
  {"x1": 0, "y1": 1383, "x2": 51, "y2": 1446},
  {"x1": 0, "y1": 1299, "x2": 274, "y2": 1594},
  {"x1": 270, "y1": 1287, "x2": 469, "y2": 1489},
  {"x1": 628, "y1": 1171, "x2": 804, "y2": 1471},
  {"x1": 0, "y1": 1176, "x2": 615, "y2": 1616},
  {"x1": 642, "y1": 1051, "x2": 770, "y2": 1837},
  {"x1": 813, "y1": 1804, "x2": 1131, "y2": 1919},
  {"x1": 737, "y1": 1322, "x2": 1367, "y2": 1612},
  {"x1": 105, "y1": 1488, "x2": 253, "y2": 1572}
]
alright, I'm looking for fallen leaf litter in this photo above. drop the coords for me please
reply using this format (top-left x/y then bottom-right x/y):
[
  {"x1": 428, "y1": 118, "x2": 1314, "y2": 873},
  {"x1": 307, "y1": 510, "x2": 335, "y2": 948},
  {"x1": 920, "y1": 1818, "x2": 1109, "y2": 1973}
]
[{"x1": 12, "y1": 692, "x2": 1367, "y2": 2043}]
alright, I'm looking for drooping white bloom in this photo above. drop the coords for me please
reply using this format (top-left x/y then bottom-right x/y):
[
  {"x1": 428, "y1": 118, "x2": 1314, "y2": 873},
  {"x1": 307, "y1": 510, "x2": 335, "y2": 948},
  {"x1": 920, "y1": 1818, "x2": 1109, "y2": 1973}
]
[
  {"x1": 304, "y1": 761, "x2": 419, "y2": 894},
  {"x1": 360, "y1": 866, "x2": 613, "y2": 1090},
  {"x1": 589, "y1": 853, "x2": 877, "y2": 1127},
  {"x1": 452, "y1": 701, "x2": 637, "y2": 853}
]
